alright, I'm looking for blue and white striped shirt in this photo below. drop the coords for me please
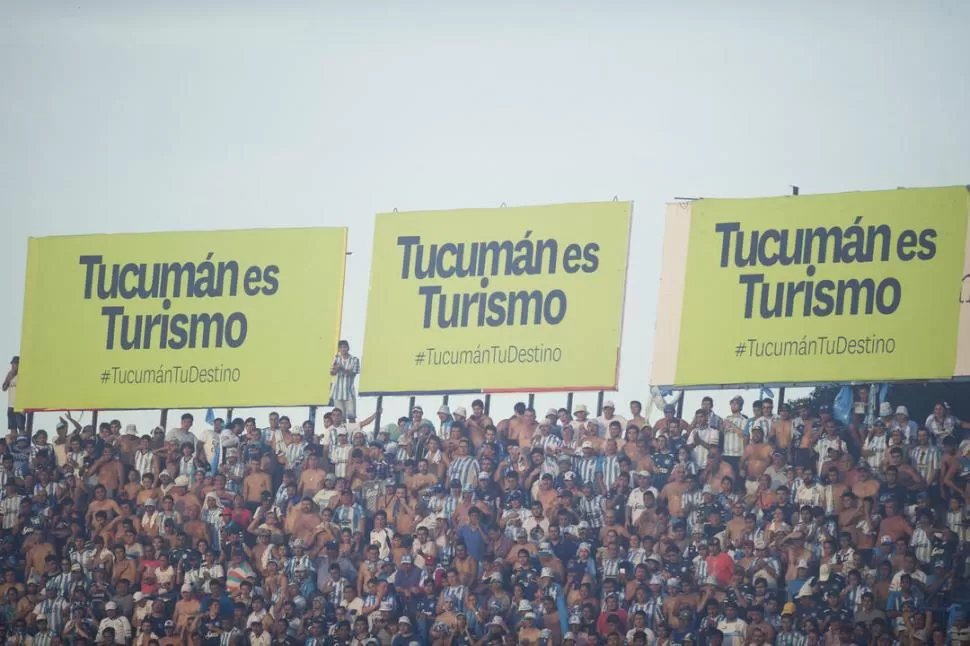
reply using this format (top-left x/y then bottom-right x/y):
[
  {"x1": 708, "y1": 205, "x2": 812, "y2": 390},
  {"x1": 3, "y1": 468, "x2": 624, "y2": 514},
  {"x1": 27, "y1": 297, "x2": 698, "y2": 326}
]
[
  {"x1": 330, "y1": 354, "x2": 360, "y2": 401},
  {"x1": 600, "y1": 455, "x2": 620, "y2": 492}
]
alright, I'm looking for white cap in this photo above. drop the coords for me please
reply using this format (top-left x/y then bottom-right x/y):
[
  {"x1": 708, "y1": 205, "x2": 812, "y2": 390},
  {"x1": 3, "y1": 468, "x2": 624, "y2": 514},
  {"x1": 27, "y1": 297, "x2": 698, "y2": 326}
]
[
  {"x1": 105, "y1": 601, "x2": 118, "y2": 610},
  {"x1": 133, "y1": 591, "x2": 145, "y2": 602},
  {"x1": 173, "y1": 475, "x2": 190, "y2": 487},
  {"x1": 398, "y1": 616, "x2": 411, "y2": 625},
  {"x1": 453, "y1": 406, "x2": 467, "y2": 418},
  {"x1": 603, "y1": 400, "x2": 615, "y2": 409},
  {"x1": 581, "y1": 441, "x2": 593, "y2": 449},
  {"x1": 564, "y1": 632, "x2": 577, "y2": 641},
  {"x1": 125, "y1": 424, "x2": 138, "y2": 435},
  {"x1": 540, "y1": 567, "x2": 554, "y2": 578},
  {"x1": 518, "y1": 600, "x2": 532, "y2": 612},
  {"x1": 796, "y1": 579, "x2": 815, "y2": 599},
  {"x1": 879, "y1": 402, "x2": 893, "y2": 417},
  {"x1": 819, "y1": 564, "x2": 831, "y2": 582},
  {"x1": 574, "y1": 404, "x2": 588, "y2": 414},
  {"x1": 796, "y1": 559, "x2": 809, "y2": 569},
  {"x1": 896, "y1": 405, "x2": 909, "y2": 417},
  {"x1": 569, "y1": 615, "x2": 581, "y2": 624},
  {"x1": 649, "y1": 575, "x2": 663, "y2": 585},
  {"x1": 438, "y1": 405, "x2": 450, "y2": 415},
  {"x1": 545, "y1": 408, "x2": 558, "y2": 418},
  {"x1": 181, "y1": 583, "x2": 193, "y2": 592}
]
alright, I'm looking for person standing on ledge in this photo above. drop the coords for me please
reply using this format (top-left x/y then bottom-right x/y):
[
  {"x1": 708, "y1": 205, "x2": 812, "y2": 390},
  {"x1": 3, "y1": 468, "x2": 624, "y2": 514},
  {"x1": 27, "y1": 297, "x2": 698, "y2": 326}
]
[
  {"x1": 2, "y1": 355, "x2": 23, "y2": 434},
  {"x1": 330, "y1": 339, "x2": 360, "y2": 421}
]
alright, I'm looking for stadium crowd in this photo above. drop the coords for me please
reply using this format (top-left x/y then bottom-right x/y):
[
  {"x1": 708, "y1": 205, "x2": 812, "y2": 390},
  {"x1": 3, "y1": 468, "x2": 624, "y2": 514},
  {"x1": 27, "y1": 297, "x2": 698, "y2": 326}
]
[{"x1": 1, "y1": 353, "x2": 970, "y2": 646}]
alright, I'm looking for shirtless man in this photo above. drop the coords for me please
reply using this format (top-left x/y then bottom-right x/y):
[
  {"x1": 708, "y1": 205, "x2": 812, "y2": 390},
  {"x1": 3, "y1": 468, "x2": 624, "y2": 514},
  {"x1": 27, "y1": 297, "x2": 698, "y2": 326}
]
[
  {"x1": 507, "y1": 405, "x2": 537, "y2": 447},
  {"x1": 181, "y1": 506, "x2": 209, "y2": 545},
  {"x1": 243, "y1": 459, "x2": 271, "y2": 505},
  {"x1": 769, "y1": 405, "x2": 794, "y2": 454},
  {"x1": 405, "y1": 459, "x2": 439, "y2": 500},
  {"x1": 702, "y1": 447, "x2": 736, "y2": 491},
  {"x1": 281, "y1": 497, "x2": 314, "y2": 536},
  {"x1": 298, "y1": 455, "x2": 328, "y2": 498},
  {"x1": 467, "y1": 399, "x2": 494, "y2": 447},
  {"x1": 659, "y1": 465, "x2": 690, "y2": 520},
  {"x1": 741, "y1": 428, "x2": 773, "y2": 495},
  {"x1": 85, "y1": 485, "x2": 121, "y2": 528}
]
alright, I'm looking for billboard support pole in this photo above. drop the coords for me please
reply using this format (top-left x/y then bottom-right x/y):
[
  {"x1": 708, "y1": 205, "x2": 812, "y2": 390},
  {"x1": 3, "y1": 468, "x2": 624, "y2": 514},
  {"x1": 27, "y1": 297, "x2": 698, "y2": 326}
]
[
  {"x1": 528, "y1": 393, "x2": 535, "y2": 410},
  {"x1": 25, "y1": 412, "x2": 33, "y2": 436},
  {"x1": 91, "y1": 410, "x2": 99, "y2": 429},
  {"x1": 484, "y1": 394, "x2": 491, "y2": 415},
  {"x1": 778, "y1": 185, "x2": 799, "y2": 410},
  {"x1": 676, "y1": 396, "x2": 684, "y2": 421},
  {"x1": 374, "y1": 396, "x2": 383, "y2": 430},
  {"x1": 596, "y1": 391, "x2": 604, "y2": 416},
  {"x1": 408, "y1": 396, "x2": 416, "y2": 414},
  {"x1": 159, "y1": 409, "x2": 168, "y2": 431},
  {"x1": 442, "y1": 394, "x2": 449, "y2": 408},
  {"x1": 566, "y1": 393, "x2": 574, "y2": 414},
  {"x1": 227, "y1": 408, "x2": 233, "y2": 422}
]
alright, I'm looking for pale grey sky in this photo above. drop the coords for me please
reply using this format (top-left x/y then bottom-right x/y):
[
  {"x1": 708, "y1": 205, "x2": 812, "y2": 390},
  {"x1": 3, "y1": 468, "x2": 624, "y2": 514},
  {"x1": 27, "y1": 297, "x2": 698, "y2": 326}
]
[{"x1": 2, "y1": 1, "x2": 969, "y2": 433}]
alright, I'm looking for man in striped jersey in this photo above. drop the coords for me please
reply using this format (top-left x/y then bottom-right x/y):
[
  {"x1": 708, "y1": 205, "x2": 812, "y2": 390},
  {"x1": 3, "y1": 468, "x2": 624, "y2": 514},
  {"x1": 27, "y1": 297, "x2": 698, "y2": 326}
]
[
  {"x1": 722, "y1": 396, "x2": 748, "y2": 477},
  {"x1": 447, "y1": 439, "x2": 480, "y2": 489},
  {"x1": 910, "y1": 428, "x2": 941, "y2": 488},
  {"x1": 329, "y1": 340, "x2": 360, "y2": 421},
  {"x1": 862, "y1": 419, "x2": 889, "y2": 471}
]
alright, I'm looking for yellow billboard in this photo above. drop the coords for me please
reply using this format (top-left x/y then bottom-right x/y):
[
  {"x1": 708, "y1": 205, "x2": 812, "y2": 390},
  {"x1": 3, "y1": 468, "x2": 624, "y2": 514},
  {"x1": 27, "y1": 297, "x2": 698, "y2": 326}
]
[
  {"x1": 360, "y1": 202, "x2": 632, "y2": 395},
  {"x1": 18, "y1": 228, "x2": 348, "y2": 410},
  {"x1": 652, "y1": 186, "x2": 970, "y2": 388}
]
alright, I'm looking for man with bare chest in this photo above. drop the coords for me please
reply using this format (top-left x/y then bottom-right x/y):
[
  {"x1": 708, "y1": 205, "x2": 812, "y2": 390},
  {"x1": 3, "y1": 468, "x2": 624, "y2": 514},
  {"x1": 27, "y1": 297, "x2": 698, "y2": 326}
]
[{"x1": 742, "y1": 428, "x2": 773, "y2": 495}]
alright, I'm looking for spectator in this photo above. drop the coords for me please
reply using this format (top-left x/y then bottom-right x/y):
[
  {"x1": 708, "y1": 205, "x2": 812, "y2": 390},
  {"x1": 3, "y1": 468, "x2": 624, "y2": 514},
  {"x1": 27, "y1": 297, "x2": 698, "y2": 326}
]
[
  {"x1": 2, "y1": 356, "x2": 22, "y2": 434},
  {"x1": 0, "y1": 392, "x2": 967, "y2": 646},
  {"x1": 329, "y1": 340, "x2": 360, "y2": 421}
]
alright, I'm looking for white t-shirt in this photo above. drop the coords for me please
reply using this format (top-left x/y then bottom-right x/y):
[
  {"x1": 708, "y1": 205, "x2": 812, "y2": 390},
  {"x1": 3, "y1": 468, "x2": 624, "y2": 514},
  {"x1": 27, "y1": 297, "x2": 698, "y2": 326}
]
[
  {"x1": 627, "y1": 627, "x2": 657, "y2": 645},
  {"x1": 717, "y1": 618, "x2": 747, "y2": 646},
  {"x1": 6, "y1": 374, "x2": 15, "y2": 409}
]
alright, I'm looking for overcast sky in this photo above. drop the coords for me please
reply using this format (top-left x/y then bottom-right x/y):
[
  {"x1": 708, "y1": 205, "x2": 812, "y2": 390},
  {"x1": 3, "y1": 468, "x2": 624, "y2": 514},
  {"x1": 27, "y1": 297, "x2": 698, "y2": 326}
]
[{"x1": 2, "y1": 2, "x2": 969, "y2": 434}]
